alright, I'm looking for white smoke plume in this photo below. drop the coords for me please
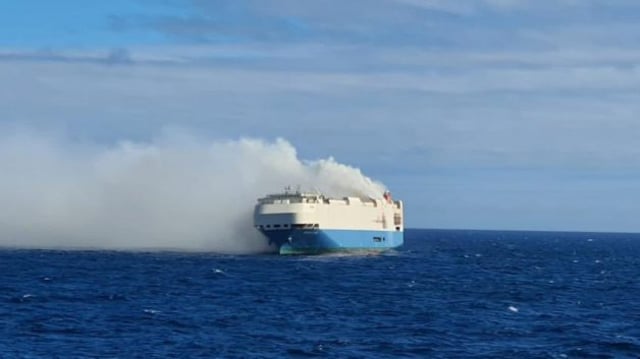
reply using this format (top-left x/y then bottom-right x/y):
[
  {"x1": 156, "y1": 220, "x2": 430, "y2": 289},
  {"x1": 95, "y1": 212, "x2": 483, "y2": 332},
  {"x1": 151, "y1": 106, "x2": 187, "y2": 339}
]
[{"x1": 0, "y1": 130, "x2": 386, "y2": 253}]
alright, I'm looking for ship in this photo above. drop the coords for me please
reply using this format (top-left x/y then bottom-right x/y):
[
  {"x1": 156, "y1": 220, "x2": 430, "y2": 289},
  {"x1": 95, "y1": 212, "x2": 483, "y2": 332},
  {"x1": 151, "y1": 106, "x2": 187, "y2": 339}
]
[{"x1": 253, "y1": 187, "x2": 404, "y2": 255}]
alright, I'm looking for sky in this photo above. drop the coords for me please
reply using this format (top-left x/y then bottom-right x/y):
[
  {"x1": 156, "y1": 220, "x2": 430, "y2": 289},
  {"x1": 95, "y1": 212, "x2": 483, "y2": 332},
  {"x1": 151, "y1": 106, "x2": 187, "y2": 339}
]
[{"x1": 1, "y1": 0, "x2": 640, "y2": 233}]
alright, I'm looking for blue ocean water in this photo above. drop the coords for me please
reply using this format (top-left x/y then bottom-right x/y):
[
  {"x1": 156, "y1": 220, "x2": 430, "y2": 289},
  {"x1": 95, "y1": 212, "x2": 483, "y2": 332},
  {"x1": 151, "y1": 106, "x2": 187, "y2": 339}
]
[{"x1": 2, "y1": 229, "x2": 640, "y2": 358}]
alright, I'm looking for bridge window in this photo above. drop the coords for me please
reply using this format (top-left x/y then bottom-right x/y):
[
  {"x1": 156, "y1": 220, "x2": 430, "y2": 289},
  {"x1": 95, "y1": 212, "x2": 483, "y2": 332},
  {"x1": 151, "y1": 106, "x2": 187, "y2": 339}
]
[{"x1": 292, "y1": 223, "x2": 319, "y2": 229}]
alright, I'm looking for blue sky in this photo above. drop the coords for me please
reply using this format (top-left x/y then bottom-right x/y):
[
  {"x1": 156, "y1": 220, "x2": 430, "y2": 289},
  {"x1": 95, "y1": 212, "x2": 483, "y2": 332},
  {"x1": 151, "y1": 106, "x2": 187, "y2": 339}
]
[{"x1": 2, "y1": 0, "x2": 640, "y2": 232}]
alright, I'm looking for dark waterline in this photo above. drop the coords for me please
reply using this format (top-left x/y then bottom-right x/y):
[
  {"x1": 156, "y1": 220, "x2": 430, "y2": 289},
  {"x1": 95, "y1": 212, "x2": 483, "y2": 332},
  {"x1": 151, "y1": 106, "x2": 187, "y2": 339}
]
[{"x1": 2, "y1": 229, "x2": 640, "y2": 358}]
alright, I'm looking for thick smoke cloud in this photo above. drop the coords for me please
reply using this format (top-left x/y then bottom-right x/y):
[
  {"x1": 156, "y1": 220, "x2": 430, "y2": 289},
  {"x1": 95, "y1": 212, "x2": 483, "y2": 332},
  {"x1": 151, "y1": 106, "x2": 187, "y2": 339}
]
[{"x1": 0, "y1": 130, "x2": 386, "y2": 253}]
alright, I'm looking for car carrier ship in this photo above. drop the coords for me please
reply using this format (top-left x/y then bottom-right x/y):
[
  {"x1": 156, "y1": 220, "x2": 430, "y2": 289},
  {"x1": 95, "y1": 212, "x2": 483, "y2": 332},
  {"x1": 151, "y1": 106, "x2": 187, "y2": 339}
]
[{"x1": 254, "y1": 188, "x2": 403, "y2": 255}]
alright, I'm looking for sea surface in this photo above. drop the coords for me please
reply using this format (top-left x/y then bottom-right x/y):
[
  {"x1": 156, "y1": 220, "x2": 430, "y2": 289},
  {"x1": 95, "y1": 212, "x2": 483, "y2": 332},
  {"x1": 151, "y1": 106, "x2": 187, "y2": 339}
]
[{"x1": 2, "y1": 229, "x2": 640, "y2": 358}]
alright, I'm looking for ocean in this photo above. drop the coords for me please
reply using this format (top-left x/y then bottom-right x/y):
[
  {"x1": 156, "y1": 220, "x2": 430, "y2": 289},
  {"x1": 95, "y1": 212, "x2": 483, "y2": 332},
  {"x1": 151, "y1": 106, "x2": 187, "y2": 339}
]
[{"x1": 1, "y1": 229, "x2": 639, "y2": 358}]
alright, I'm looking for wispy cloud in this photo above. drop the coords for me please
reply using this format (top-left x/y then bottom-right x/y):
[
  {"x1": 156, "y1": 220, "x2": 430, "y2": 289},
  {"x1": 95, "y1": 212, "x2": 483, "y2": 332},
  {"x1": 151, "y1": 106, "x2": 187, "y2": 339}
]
[
  {"x1": 118, "y1": 0, "x2": 640, "y2": 49},
  {"x1": 2, "y1": 43, "x2": 639, "y2": 173}
]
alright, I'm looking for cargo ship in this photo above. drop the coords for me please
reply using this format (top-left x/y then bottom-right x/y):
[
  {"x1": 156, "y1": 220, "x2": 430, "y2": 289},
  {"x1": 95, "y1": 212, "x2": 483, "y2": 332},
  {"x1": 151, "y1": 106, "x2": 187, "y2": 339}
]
[{"x1": 254, "y1": 188, "x2": 403, "y2": 255}]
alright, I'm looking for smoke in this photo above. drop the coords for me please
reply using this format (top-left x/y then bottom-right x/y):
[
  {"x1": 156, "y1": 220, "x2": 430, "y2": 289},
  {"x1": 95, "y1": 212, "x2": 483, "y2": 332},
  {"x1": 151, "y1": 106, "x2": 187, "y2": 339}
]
[{"x1": 0, "y1": 130, "x2": 386, "y2": 253}]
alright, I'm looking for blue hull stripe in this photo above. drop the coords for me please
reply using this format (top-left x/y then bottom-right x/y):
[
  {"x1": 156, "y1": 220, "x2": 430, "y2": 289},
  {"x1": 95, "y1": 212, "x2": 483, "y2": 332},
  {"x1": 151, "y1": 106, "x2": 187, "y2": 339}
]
[{"x1": 260, "y1": 228, "x2": 404, "y2": 254}]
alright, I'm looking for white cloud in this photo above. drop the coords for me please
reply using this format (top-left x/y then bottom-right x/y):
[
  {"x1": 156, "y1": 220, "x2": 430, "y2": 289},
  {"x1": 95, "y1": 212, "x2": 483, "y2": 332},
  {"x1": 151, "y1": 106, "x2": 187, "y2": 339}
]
[
  {"x1": 2, "y1": 44, "x2": 640, "y2": 177},
  {"x1": 5, "y1": 45, "x2": 640, "y2": 94},
  {"x1": 390, "y1": 0, "x2": 476, "y2": 15}
]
